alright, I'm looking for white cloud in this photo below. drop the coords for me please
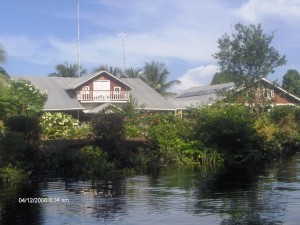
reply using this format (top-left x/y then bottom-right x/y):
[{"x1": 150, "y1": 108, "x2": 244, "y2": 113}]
[
  {"x1": 175, "y1": 64, "x2": 219, "y2": 90},
  {"x1": 237, "y1": 0, "x2": 300, "y2": 23}
]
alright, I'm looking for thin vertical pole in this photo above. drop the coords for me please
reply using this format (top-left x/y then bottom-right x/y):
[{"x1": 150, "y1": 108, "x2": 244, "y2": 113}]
[
  {"x1": 77, "y1": 0, "x2": 81, "y2": 77},
  {"x1": 119, "y1": 32, "x2": 126, "y2": 71}
]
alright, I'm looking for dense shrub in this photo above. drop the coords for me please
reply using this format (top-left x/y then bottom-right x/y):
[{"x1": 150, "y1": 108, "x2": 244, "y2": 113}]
[
  {"x1": 270, "y1": 106, "x2": 300, "y2": 143},
  {"x1": 40, "y1": 112, "x2": 91, "y2": 140},
  {"x1": 78, "y1": 145, "x2": 115, "y2": 176},
  {"x1": 0, "y1": 116, "x2": 40, "y2": 168},
  {"x1": 0, "y1": 164, "x2": 30, "y2": 183},
  {"x1": 7, "y1": 79, "x2": 47, "y2": 117},
  {"x1": 92, "y1": 112, "x2": 125, "y2": 141},
  {"x1": 148, "y1": 113, "x2": 223, "y2": 166},
  {"x1": 192, "y1": 104, "x2": 256, "y2": 149},
  {"x1": 191, "y1": 104, "x2": 275, "y2": 162},
  {"x1": 0, "y1": 120, "x2": 5, "y2": 136},
  {"x1": 0, "y1": 131, "x2": 27, "y2": 166},
  {"x1": 5, "y1": 115, "x2": 40, "y2": 145}
]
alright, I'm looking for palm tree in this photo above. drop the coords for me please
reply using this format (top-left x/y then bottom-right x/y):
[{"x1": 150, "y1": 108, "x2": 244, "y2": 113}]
[
  {"x1": 48, "y1": 62, "x2": 87, "y2": 77},
  {"x1": 93, "y1": 65, "x2": 123, "y2": 77},
  {"x1": 141, "y1": 61, "x2": 181, "y2": 96},
  {"x1": 122, "y1": 67, "x2": 142, "y2": 78},
  {"x1": 0, "y1": 43, "x2": 6, "y2": 63}
]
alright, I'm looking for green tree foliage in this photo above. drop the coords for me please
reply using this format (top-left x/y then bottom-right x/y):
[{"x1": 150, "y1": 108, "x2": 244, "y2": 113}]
[
  {"x1": 0, "y1": 43, "x2": 6, "y2": 63},
  {"x1": 191, "y1": 104, "x2": 267, "y2": 162},
  {"x1": 48, "y1": 62, "x2": 87, "y2": 77},
  {"x1": 0, "y1": 79, "x2": 47, "y2": 119},
  {"x1": 213, "y1": 23, "x2": 286, "y2": 87},
  {"x1": 40, "y1": 112, "x2": 91, "y2": 140},
  {"x1": 6, "y1": 115, "x2": 40, "y2": 144},
  {"x1": 269, "y1": 106, "x2": 300, "y2": 145},
  {"x1": 0, "y1": 67, "x2": 9, "y2": 77},
  {"x1": 7, "y1": 80, "x2": 47, "y2": 117},
  {"x1": 282, "y1": 69, "x2": 300, "y2": 97},
  {"x1": 122, "y1": 67, "x2": 142, "y2": 78},
  {"x1": 0, "y1": 75, "x2": 10, "y2": 118},
  {"x1": 142, "y1": 61, "x2": 181, "y2": 96},
  {"x1": 93, "y1": 65, "x2": 123, "y2": 77},
  {"x1": 210, "y1": 71, "x2": 234, "y2": 85},
  {"x1": 147, "y1": 113, "x2": 222, "y2": 166},
  {"x1": 92, "y1": 112, "x2": 124, "y2": 141},
  {"x1": 3, "y1": 116, "x2": 41, "y2": 168},
  {"x1": 91, "y1": 112, "x2": 127, "y2": 167}
]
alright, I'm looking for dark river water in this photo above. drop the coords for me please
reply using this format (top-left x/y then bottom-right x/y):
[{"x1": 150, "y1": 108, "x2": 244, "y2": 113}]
[{"x1": 1, "y1": 153, "x2": 300, "y2": 225}]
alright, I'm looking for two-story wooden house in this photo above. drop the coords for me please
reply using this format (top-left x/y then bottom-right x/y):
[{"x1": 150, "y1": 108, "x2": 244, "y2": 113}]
[{"x1": 15, "y1": 71, "x2": 177, "y2": 117}]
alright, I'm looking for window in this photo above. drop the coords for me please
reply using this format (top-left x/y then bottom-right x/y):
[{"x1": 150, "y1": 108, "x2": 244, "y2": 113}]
[
  {"x1": 263, "y1": 89, "x2": 274, "y2": 99},
  {"x1": 82, "y1": 86, "x2": 89, "y2": 91},
  {"x1": 114, "y1": 87, "x2": 121, "y2": 93}
]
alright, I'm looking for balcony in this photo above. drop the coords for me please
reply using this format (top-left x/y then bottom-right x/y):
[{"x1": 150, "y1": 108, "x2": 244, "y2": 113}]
[{"x1": 77, "y1": 90, "x2": 130, "y2": 102}]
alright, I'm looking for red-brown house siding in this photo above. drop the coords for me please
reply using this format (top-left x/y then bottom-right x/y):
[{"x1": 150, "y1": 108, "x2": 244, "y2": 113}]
[
  {"x1": 255, "y1": 88, "x2": 297, "y2": 105},
  {"x1": 273, "y1": 91, "x2": 299, "y2": 104},
  {"x1": 75, "y1": 74, "x2": 129, "y2": 92}
]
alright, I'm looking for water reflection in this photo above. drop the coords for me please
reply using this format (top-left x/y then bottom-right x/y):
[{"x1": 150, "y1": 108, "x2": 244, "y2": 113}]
[{"x1": 1, "y1": 153, "x2": 300, "y2": 224}]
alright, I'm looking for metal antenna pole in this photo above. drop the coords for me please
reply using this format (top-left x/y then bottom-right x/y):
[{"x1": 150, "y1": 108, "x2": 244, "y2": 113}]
[
  {"x1": 77, "y1": 0, "x2": 81, "y2": 77},
  {"x1": 119, "y1": 32, "x2": 127, "y2": 71}
]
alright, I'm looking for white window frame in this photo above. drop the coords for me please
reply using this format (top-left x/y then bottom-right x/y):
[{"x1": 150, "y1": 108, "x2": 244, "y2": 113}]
[{"x1": 114, "y1": 87, "x2": 121, "y2": 94}]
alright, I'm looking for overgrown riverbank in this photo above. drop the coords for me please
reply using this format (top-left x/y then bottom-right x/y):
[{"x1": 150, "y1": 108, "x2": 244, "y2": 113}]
[{"x1": 1, "y1": 103, "x2": 299, "y2": 183}]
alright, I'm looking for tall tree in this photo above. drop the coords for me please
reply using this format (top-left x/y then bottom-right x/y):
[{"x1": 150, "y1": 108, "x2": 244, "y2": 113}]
[
  {"x1": 141, "y1": 61, "x2": 181, "y2": 96},
  {"x1": 210, "y1": 71, "x2": 234, "y2": 85},
  {"x1": 93, "y1": 65, "x2": 123, "y2": 77},
  {"x1": 48, "y1": 62, "x2": 87, "y2": 77},
  {"x1": 213, "y1": 23, "x2": 286, "y2": 87},
  {"x1": 122, "y1": 67, "x2": 142, "y2": 78},
  {"x1": 282, "y1": 69, "x2": 300, "y2": 97}
]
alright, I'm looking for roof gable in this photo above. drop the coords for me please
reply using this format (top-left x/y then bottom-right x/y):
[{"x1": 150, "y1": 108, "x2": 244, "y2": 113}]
[
  {"x1": 66, "y1": 71, "x2": 133, "y2": 90},
  {"x1": 260, "y1": 78, "x2": 300, "y2": 103}
]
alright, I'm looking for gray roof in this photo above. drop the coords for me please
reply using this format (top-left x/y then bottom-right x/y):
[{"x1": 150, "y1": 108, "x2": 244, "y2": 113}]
[
  {"x1": 121, "y1": 78, "x2": 177, "y2": 111},
  {"x1": 12, "y1": 76, "x2": 84, "y2": 111},
  {"x1": 83, "y1": 103, "x2": 121, "y2": 113},
  {"x1": 12, "y1": 75, "x2": 177, "y2": 112},
  {"x1": 170, "y1": 82, "x2": 234, "y2": 108}
]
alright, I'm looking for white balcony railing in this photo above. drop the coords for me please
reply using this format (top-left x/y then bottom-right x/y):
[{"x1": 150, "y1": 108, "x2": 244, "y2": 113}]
[{"x1": 77, "y1": 90, "x2": 130, "y2": 102}]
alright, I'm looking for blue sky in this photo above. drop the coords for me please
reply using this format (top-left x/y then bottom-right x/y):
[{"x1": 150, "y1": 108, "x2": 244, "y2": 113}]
[{"x1": 1, "y1": 0, "x2": 300, "y2": 90}]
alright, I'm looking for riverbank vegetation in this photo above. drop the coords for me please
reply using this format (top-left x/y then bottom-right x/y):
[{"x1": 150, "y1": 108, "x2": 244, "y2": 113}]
[
  {"x1": 0, "y1": 82, "x2": 300, "y2": 182},
  {"x1": 15, "y1": 102, "x2": 300, "y2": 181}
]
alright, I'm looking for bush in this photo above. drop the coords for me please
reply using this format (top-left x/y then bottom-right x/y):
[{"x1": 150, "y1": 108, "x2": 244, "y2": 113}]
[
  {"x1": 40, "y1": 112, "x2": 91, "y2": 140},
  {"x1": 192, "y1": 104, "x2": 256, "y2": 150},
  {"x1": 253, "y1": 113, "x2": 278, "y2": 142},
  {"x1": 0, "y1": 120, "x2": 5, "y2": 136},
  {"x1": 0, "y1": 131, "x2": 27, "y2": 166},
  {"x1": 147, "y1": 113, "x2": 222, "y2": 166},
  {"x1": 0, "y1": 164, "x2": 30, "y2": 183},
  {"x1": 270, "y1": 106, "x2": 300, "y2": 145},
  {"x1": 5, "y1": 115, "x2": 40, "y2": 145},
  {"x1": 78, "y1": 146, "x2": 115, "y2": 176},
  {"x1": 92, "y1": 112, "x2": 125, "y2": 141},
  {"x1": 7, "y1": 79, "x2": 47, "y2": 117}
]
